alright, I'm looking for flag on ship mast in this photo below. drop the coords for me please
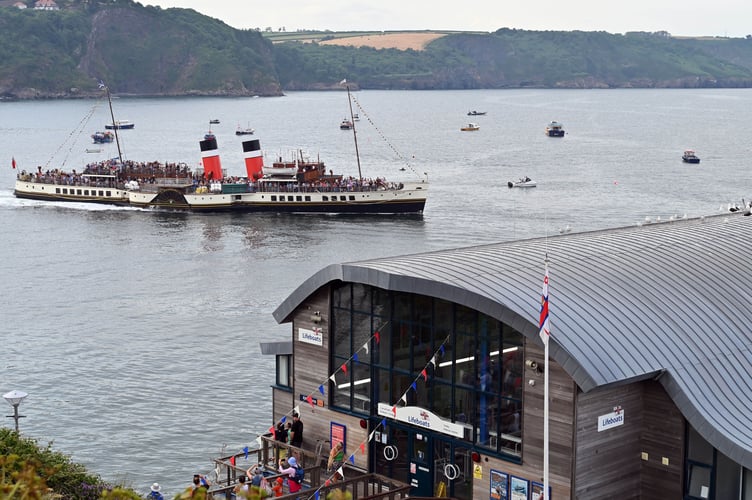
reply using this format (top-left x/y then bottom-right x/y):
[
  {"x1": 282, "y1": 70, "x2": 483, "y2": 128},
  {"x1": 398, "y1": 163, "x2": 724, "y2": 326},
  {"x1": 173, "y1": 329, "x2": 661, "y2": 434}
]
[{"x1": 11, "y1": 157, "x2": 16, "y2": 169}]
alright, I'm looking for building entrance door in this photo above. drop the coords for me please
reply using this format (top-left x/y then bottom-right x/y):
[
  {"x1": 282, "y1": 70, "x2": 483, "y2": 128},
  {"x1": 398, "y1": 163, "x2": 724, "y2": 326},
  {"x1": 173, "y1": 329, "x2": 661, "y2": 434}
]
[
  {"x1": 371, "y1": 421, "x2": 434, "y2": 496},
  {"x1": 434, "y1": 436, "x2": 473, "y2": 500}
]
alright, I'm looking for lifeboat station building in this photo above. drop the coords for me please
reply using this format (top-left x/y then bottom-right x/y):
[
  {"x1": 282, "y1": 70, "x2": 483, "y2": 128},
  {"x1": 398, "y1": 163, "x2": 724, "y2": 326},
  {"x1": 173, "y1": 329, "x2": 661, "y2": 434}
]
[{"x1": 264, "y1": 213, "x2": 752, "y2": 500}]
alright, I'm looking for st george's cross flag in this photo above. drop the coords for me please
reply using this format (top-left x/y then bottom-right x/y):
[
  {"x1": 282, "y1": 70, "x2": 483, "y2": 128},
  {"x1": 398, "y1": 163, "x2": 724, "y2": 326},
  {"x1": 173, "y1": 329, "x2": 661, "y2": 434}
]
[{"x1": 538, "y1": 264, "x2": 550, "y2": 345}]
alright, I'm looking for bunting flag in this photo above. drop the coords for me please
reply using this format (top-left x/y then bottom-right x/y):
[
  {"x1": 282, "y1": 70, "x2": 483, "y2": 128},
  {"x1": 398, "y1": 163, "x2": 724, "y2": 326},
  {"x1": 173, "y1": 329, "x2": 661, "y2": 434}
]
[
  {"x1": 11, "y1": 157, "x2": 17, "y2": 170},
  {"x1": 315, "y1": 491, "x2": 320, "y2": 500},
  {"x1": 329, "y1": 374, "x2": 336, "y2": 383},
  {"x1": 280, "y1": 416, "x2": 286, "y2": 424},
  {"x1": 352, "y1": 352, "x2": 359, "y2": 363},
  {"x1": 359, "y1": 442, "x2": 365, "y2": 454},
  {"x1": 421, "y1": 368, "x2": 428, "y2": 381},
  {"x1": 341, "y1": 363, "x2": 348, "y2": 374},
  {"x1": 439, "y1": 344, "x2": 445, "y2": 355},
  {"x1": 268, "y1": 426, "x2": 274, "y2": 434},
  {"x1": 539, "y1": 263, "x2": 550, "y2": 345},
  {"x1": 243, "y1": 446, "x2": 249, "y2": 459},
  {"x1": 230, "y1": 455, "x2": 236, "y2": 467},
  {"x1": 363, "y1": 342, "x2": 369, "y2": 354},
  {"x1": 374, "y1": 331, "x2": 380, "y2": 343},
  {"x1": 306, "y1": 395, "x2": 314, "y2": 408},
  {"x1": 349, "y1": 454, "x2": 355, "y2": 464},
  {"x1": 318, "y1": 384, "x2": 325, "y2": 395},
  {"x1": 392, "y1": 405, "x2": 397, "y2": 417},
  {"x1": 411, "y1": 381, "x2": 417, "y2": 391},
  {"x1": 429, "y1": 355, "x2": 436, "y2": 367},
  {"x1": 337, "y1": 466, "x2": 345, "y2": 480}
]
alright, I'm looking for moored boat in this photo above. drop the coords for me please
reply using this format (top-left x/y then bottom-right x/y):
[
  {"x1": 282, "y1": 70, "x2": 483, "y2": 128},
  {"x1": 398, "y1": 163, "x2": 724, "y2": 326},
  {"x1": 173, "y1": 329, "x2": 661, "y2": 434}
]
[
  {"x1": 682, "y1": 150, "x2": 700, "y2": 163},
  {"x1": 209, "y1": 119, "x2": 220, "y2": 124},
  {"x1": 461, "y1": 123, "x2": 480, "y2": 131},
  {"x1": 105, "y1": 120, "x2": 134, "y2": 130},
  {"x1": 545, "y1": 120, "x2": 565, "y2": 137},
  {"x1": 340, "y1": 118, "x2": 353, "y2": 130},
  {"x1": 467, "y1": 110, "x2": 487, "y2": 116}
]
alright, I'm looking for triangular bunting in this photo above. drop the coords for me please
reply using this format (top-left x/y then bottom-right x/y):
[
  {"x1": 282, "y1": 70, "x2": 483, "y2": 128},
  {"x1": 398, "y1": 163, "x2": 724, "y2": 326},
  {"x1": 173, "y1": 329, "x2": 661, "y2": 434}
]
[
  {"x1": 421, "y1": 368, "x2": 428, "y2": 381},
  {"x1": 359, "y1": 442, "x2": 365, "y2": 454},
  {"x1": 341, "y1": 363, "x2": 348, "y2": 374},
  {"x1": 329, "y1": 374, "x2": 337, "y2": 383},
  {"x1": 349, "y1": 454, "x2": 355, "y2": 464},
  {"x1": 338, "y1": 466, "x2": 345, "y2": 480},
  {"x1": 429, "y1": 356, "x2": 436, "y2": 367},
  {"x1": 363, "y1": 342, "x2": 369, "y2": 354},
  {"x1": 319, "y1": 384, "x2": 325, "y2": 395},
  {"x1": 392, "y1": 405, "x2": 397, "y2": 417},
  {"x1": 353, "y1": 352, "x2": 359, "y2": 363},
  {"x1": 230, "y1": 455, "x2": 236, "y2": 466},
  {"x1": 374, "y1": 331, "x2": 381, "y2": 344},
  {"x1": 411, "y1": 381, "x2": 417, "y2": 391},
  {"x1": 243, "y1": 446, "x2": 249, "y2": 459},
  {"x1": 440, "y1": 344, "x2": 445, "y2": 355},
  {"x1": 281, "y1": 416, "x2": 287, "y2": 423},
  {"x1": 306, "y1": 395, "x2": 314, "y2": 408}
]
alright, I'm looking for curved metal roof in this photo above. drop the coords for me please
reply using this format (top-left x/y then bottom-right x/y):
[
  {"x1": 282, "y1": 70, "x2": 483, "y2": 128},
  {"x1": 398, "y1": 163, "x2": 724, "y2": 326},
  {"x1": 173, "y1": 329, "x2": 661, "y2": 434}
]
[{"x1": 273, "y1": 213, "x2": 752, "y2": 468}]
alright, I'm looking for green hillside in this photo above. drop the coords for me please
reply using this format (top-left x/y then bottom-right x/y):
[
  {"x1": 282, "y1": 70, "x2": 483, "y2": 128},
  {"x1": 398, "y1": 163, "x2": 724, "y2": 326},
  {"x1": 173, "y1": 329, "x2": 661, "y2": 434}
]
[{"x1": 1, "y1": 1, "x2": 752, "y2": 98}]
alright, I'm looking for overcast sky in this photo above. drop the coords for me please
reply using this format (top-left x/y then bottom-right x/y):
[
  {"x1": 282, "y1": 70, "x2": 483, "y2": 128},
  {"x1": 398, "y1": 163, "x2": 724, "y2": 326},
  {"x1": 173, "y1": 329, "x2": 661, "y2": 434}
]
[{"x1": 140, "y1": 0, "x2": 751, "y2": 38}]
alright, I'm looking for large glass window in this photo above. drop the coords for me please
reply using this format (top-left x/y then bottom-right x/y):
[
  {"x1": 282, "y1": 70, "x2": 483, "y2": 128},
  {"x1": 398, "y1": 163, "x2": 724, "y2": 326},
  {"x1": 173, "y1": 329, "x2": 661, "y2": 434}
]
[{"x1": 330, "y1": 284, "x2": 524, "y2": 459}]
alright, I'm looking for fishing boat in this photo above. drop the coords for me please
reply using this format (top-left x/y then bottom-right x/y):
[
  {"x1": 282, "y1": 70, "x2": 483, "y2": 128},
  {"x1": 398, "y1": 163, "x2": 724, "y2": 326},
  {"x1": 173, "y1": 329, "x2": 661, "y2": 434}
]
[
  {"x1": 545, "y1": 121, "x2": 565, "y2": 137},
  {"x1": 461, "y1": 123, "x2": 480, "y2": 131},
  {"x1": 91, "y1": 131, "x2": 115, "y2": 143},
  {"x1": 105, "y1": 120, "x2": 135, "y2": 130},
  {"x1": 340, "y1": 118, "x2": 353, "y2": 130},
  {"x1": 13, "y1": 83, "x2": 428, "y2": 215},
  {"x1": 209, "y1": 119, "x2": 220, "y2": 124},
  {"x1": 467, "y1": 110, "x2": 487, "y2": 116}
]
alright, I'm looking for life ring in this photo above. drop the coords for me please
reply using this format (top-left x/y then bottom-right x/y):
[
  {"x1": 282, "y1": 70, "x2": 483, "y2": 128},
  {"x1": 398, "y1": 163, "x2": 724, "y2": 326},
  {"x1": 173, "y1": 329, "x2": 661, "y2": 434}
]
[
  {"x1": 444, "y1": 463, "x2": 460, "y2": 480},
  {"x1": 383, "y1": 445, "x2": 398, "y2": 461}
]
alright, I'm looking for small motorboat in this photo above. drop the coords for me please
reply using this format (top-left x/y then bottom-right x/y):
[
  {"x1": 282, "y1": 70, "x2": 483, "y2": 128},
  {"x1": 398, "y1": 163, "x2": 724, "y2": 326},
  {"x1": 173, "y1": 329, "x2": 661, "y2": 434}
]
[
  {"x1": 91, "y1": 131, "x2": 115, "y2": 144},
  {"x1": 340, "y1": 118, "x2": 353, "y2": 130},
  {"x1": 461, "y1": 123, "x2": 480, "y2": 131},
  {"x1": 682, "y1": 150, "x2": 700, "y2": 163},
  {"x1": 467, "y1": 110, "x2": 487, "y2": 116},
  {"x1": 545, "y1": 120, "x2": 565, "y2": 137},
  {"x1": 209, "y1": 119, "x2": 220, "y2": 124},
  {"x1": 235, "y1": 126, "x2": 255, "y2": 136},
  {"x1": 508, "y1": 177, "x2": 537, "y2": 188}
]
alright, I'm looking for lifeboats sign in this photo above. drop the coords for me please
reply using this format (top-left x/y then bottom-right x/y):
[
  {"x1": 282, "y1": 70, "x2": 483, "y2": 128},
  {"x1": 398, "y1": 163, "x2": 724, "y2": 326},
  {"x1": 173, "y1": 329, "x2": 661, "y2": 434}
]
[
  {"x1": 298, "y1": 327, "x2": 323, "y2": 346},
  {"x1": 598, "y1": 406, "x2": 625, "y2": 432},
  {"x1": 377, "y1": 403, "x2": 464, "y2": 438}
]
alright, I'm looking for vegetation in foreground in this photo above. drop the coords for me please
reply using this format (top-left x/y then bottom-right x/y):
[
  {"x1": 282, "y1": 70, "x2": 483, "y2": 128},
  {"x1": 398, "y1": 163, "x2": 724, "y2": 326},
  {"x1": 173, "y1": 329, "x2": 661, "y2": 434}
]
[{"x1": 0, "y1": 428, "x2": 140, "y2": 499}]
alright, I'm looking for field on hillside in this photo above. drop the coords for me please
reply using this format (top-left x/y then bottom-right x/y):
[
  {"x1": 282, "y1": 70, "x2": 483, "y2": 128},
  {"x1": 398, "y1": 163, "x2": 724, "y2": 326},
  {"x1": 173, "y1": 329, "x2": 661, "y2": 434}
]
[
  {"x1": 319, "y1": 32, "x2": 447, "y2": 50},
  {"x1": 263, "y1": 31, "x2": 461, "y2": 50}
]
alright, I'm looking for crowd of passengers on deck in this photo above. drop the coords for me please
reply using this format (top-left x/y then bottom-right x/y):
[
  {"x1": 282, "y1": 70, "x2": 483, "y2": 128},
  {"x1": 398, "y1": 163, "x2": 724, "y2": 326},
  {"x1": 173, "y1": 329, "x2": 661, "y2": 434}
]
[{"x1": 17, "y1": 160, "x2": 407, "y2": 192}]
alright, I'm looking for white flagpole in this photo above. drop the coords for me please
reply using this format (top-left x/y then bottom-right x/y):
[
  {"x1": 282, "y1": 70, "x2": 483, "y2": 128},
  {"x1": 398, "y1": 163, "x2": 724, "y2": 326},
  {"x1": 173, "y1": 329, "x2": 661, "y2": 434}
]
[
  {"x1": 539, "y1": 258, "x2": 550, "y2": 500},
  {"x1": 544, "y1": 317, "x2": 550, "y2": 500}
]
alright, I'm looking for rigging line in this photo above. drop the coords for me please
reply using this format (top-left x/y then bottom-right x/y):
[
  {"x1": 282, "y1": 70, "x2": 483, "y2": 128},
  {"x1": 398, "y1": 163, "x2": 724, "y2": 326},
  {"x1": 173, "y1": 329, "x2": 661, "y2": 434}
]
[
  {"x1": 47, "y1": 98, "x2": 102, "y2": 170},
  {"x1": 349, "y1": 93, "x2": 423, "y2": 180}
]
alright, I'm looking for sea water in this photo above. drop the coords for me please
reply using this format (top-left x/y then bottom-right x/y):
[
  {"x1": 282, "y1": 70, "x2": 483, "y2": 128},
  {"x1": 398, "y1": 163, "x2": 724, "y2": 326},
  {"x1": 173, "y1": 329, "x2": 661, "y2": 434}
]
[{"x1": 1, "y1": 89, "x2": 750, "y2": 496}]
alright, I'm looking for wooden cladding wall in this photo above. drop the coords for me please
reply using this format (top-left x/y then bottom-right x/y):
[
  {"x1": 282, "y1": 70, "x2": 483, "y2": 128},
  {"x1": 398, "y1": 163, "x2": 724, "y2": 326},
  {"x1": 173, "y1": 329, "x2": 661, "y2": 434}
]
[
  {"x1": 574, "y1": 380, "x2": 685, "y2": 498},
  {"x1": 523, "y1": 342, "x2": 576, "y2": 499},
  {"x1": 574, "y1": 383, "x2": 643, "y2": 498},
  {"x1": 638, "y1": 380, "x2": 684, "y2": 500}
]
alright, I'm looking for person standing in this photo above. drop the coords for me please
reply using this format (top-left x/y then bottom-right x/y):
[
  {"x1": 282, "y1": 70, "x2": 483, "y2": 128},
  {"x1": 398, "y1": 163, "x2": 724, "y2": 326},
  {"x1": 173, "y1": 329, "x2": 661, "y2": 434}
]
[
  {"x1": 278, "y1": 457, "x2": 302, "y2": 494},
  {"x1": 289, "y1": 412, "x2": 304, "y2": 448},
  {"x1": 148, "y1": 483, "x2": 164, "y2": 500}
]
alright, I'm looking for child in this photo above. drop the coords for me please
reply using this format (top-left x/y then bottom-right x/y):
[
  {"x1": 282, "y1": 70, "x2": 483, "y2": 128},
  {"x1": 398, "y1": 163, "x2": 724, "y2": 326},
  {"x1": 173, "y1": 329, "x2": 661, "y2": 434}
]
[{"x1": 272, "y1": 476, "x2": 284, "y2": 497}]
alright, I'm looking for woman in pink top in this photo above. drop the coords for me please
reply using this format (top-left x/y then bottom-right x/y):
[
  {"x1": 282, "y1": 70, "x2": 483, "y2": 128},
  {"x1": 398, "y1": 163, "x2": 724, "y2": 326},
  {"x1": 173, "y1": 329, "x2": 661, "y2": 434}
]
[{"x1": 278, "y1": 456, "x2": 302, "y2": 493}]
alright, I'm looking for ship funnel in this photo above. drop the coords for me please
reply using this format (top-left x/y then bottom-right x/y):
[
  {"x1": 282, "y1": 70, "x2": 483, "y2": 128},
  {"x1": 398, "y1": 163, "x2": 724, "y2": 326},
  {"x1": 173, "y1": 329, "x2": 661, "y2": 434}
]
[
  {"x1": 199, "y1": 133, "x2": 223, "y2": 181},
  {"x1": 242, "y1": 138, "x2": 264, "y2": 180}
]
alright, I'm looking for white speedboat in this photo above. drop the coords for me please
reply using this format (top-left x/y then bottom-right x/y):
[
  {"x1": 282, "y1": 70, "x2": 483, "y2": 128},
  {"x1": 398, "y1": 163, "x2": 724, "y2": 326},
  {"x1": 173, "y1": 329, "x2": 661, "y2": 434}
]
[{"x1": 508, "y1": 177, "x2": 537, "y2": 188}]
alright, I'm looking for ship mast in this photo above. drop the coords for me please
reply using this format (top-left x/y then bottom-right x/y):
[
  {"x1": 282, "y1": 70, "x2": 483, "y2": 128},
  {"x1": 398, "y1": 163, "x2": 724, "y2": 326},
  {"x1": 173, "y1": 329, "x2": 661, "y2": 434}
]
[
  {"x1": 345, "y1": 83, "x2": 363, "y2": 183},
  {"x1": 102, "y1": 82, "x2": 124, "y2": 164}
]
